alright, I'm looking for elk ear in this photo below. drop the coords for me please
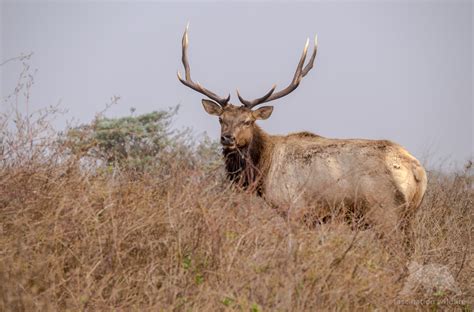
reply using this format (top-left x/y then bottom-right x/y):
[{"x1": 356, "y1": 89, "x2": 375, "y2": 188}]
[
  {"x1": 252, "y1": 106, "x2": 273, "y2": 120},
  {"x1": 202, "y1": 99, "x2": 222, "y2": 116}
]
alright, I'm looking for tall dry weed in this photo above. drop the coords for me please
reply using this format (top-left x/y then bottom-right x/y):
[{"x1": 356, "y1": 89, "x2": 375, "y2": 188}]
[{"x1": 0, "y1": 56, "x2": 472, "y2": 311}]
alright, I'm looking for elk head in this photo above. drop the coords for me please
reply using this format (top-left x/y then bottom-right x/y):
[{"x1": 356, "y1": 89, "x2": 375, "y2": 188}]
[{"x1": 177, "y1": 25, "x2": 318, "y2": 151}]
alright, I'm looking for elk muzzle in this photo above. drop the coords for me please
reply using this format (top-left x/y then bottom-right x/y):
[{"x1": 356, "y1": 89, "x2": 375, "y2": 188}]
[{"x1": 220, "y1": 134, "x2": 235, "y2": 147}]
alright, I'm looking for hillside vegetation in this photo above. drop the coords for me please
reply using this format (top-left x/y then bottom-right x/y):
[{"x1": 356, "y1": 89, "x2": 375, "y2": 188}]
[{"x1": 1, "y1": 57, "x2": 472, "y2": 311}]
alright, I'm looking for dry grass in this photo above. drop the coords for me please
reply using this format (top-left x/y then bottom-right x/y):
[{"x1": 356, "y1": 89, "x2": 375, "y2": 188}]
[
  {"x1": 0, "y1": 131, "x2": 472, "y2": 311},
  {"x1": 1, "y1": 57, "x2": 472, "y2": 311}
]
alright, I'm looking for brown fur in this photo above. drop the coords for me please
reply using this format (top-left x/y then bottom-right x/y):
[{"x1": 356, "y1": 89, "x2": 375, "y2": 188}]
[
  {"x1": 288, "y1": 131, "x2": 323, "y2": 139},
  {"x1": 223, "y1": 125, "x2": 270, "y2": 194},
  {"x1": 203, "y1": 102, "x2": 427, "y2": 242}
]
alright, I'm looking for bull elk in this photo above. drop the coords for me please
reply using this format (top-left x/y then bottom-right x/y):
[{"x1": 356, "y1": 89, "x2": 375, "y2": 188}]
[{"x1": 177, "y1": 25, "x2": 427, "y2": 239}]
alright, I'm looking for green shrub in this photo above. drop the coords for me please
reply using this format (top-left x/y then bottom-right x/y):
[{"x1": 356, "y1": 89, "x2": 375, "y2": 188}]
[{"x1": 65, "y1": 107, "x2": 179, "y2": 170}]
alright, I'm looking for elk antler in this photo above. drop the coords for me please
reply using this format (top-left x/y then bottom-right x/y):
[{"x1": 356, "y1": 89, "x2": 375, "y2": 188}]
[
  {"x1": 237, "y1": 36, "x2": 318, "y2": 109},
  {"x1": 177, "y1": 24, "x2": 230, "y2": 106}
]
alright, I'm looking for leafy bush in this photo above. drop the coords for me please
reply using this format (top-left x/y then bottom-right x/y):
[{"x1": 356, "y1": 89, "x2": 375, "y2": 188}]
[{"x1": 65, "y1": 107, "x2": 180, "y2": 170}]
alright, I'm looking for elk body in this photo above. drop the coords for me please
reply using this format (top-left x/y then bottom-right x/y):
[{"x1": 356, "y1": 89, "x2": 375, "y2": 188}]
[{"x1": 178, "y1": 26, "x2": 427, "y2": 237}]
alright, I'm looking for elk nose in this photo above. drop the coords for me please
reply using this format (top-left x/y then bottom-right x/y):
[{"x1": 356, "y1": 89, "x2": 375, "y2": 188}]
[{"x1": 221, "y1": 134, "x2": 235, "y2": 145}]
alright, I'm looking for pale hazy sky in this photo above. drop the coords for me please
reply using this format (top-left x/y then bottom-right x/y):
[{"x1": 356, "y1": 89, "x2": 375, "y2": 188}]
[{"x1": 1, "y1": 1, "x2": 472, "y2": 168}]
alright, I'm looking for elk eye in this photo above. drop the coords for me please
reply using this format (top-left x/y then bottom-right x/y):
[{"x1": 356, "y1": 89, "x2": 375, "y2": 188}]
[
  {"x1": 218, "y1": 117, "x2": 223, "y2": 123},
  {"x1": 244, "y1": 120, "x2": 252, "y2": 126}
]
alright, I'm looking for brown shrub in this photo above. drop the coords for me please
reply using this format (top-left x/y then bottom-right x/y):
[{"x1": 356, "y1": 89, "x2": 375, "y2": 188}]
[
  {"x1": 1, "y1": 56, "x2": 471, "y2": 311},
  {"x1": 0, "y1": 138, "x2": 472, "y2": 311}
]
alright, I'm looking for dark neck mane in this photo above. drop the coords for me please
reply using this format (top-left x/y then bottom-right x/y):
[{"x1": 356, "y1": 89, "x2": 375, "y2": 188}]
[{"x1": 222, "y1": 126, "x2": 268, "y2": 192}]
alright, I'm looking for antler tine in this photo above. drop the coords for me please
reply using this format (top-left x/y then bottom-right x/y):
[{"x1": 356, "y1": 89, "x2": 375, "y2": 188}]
[
  {"x1": 291, "y1": 38, "x2": 310, "y2": 85},
  {"x1": 236, "y1": 35, "x2": 318, "y2": 108},
  {"x1": 177, "y1": 24, "x2": 230, "y2": 106},
  {"x1": 236, "y1": 84, "x2": 277, "y2": 108},
  {"x1": 302, "y1": 35, "x2": 318, "y2": 77}
]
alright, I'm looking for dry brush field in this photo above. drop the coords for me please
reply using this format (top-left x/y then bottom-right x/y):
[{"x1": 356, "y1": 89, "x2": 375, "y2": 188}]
[
  {"x1": 0, "y1": 119, "x2": 472, "y2": 311},
  {"x1": 1, "y1": 57, "x2": 472, "y2": 311}
]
